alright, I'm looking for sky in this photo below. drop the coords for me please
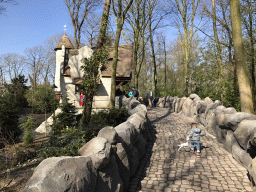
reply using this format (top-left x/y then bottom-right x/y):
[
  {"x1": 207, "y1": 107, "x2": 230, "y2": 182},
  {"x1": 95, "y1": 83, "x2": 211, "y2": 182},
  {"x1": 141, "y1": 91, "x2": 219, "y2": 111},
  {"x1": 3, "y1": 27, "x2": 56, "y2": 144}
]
[
  {"x1": 0, "y1": 0, "x2": 179, "y2": 57},
  {"x1": 0, "y1": 0, "x2": 74, "y2": 56}
]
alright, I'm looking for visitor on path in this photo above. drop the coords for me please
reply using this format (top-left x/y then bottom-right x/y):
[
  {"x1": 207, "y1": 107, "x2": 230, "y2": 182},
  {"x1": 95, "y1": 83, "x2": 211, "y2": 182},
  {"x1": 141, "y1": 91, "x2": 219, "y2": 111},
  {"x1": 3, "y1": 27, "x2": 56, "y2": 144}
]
[
  {"x1": 188, "y1": 123, "x2": 205, "y2": 155},
  {"x1": 128, "y1": 90, "x2": 133, "y2": 97},
  {"x1": 146, "y1": 89, "x2": 153, "y2": 107},
  {"x1": 132, "y1": 87, "x2": 139, "y2": 100}
]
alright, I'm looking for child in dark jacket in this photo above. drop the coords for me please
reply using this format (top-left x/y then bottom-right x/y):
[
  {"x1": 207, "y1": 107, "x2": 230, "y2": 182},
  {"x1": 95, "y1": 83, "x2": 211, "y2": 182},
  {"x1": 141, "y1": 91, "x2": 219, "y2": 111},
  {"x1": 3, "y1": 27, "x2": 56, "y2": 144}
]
[{"x1": 188, "y1": 123, "x2": 205, "y2": 155}]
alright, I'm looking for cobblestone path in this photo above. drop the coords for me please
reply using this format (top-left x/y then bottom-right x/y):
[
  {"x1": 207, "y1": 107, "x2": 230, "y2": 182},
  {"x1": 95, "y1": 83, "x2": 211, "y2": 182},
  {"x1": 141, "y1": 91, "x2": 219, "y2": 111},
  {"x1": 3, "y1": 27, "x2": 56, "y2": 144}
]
[{"x1": 130, "y1": 108, "x2": 253, "y2": 192}]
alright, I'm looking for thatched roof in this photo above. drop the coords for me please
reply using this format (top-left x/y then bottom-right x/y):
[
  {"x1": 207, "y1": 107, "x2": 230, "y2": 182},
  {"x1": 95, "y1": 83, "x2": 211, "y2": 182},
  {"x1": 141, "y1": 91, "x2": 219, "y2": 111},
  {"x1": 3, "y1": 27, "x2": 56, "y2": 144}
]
[
  {"x1": 54, "y1": 34, "x2": 74, "y2": 51},
  {"x1": 101, "y1": 44, "x2": 133, "y2": 78}
]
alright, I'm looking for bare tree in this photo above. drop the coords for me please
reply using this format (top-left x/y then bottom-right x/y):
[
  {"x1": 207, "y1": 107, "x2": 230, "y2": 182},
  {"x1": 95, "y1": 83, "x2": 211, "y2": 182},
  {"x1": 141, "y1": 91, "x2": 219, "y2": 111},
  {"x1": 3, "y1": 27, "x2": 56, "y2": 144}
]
[
  {"x1": 125, "y1": 0, "x2": 148, "y2": 90},
  {"x1": 25, "y1": 45, "x2": 46, "y2": 86},
  {"x1": 109, "y1": 0, "x2": 134, "y2": 108},
  {"x1": 167, "y1": 0, "x2": 201, "y2": 96},
  {"x1": 64, "y1": 0, "x2": 100, "y2": 49},
  {"x1": 0, "y1": 53, "x2": 25, "y2": 82},
  {"x1": 82, "y1": 13, "x2": 101, "y2": 47},
  {"x1": 230, "y1": 0, "x2": 254, "y2": 113},
  {"x1": 0, "y1": 0, "x2": 17, "y2": 15}
]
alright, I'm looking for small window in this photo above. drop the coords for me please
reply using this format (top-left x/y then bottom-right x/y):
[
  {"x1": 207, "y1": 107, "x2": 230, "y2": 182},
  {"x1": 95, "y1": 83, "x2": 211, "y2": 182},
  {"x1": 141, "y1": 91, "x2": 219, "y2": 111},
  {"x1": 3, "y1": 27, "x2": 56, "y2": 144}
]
[{"x1": 75, "y1": 84, "x2": 81, "y2": 93}]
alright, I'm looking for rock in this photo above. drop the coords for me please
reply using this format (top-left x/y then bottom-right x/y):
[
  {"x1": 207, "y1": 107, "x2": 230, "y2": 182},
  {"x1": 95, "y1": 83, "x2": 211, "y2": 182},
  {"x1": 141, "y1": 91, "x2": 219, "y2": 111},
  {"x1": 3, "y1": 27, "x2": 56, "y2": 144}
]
[
  {"x1": 97, "y1": 126, "x2": 118, "y2": 145},
  {"x1": 232, "y1": 140, "x2": 252, "y2": 169},
  {"x1": 115, "y1": 121, "x2": 136, "y2": 150},
  {"x1": 189, "y1": 94, "x2": 201, "y2": 102},
  {"x1": 129, "y1": 146, "x2": 140, "y2": 177},
  {"x1": 177, "y1": 97, "x2": 186, "y2": 113},
  {"x1": 216, "y1": 126, "x2": 228, "y2": 144},
  {"x1": 182, "y1": 98, "x2": 193, "y2": 117},
  {"x1": 215, "y1": 106, "x2": 225, "y2": 126},
  {"x1": 205, "y1": 103, "x2": 221, "y2": 117},
  {"x1": 23, "y1": 156, "x2": 97, "y2": 192},
  {"x1": 79, "y1": 137, "x2": 111, "y2": 169},
  {"x1": 159, "y1": 103, "x2": 164, "y2": 108},
  {"x1": 172, "y1": 97, "x2": 179, "y2": 112},
  {"x1": 164, "y1": 96, "x2": 170, "y2": 108},
  {"x1": 157, "y1": 97, "x2": 165, "y2": 107},
  {"x1": 200, "y1": 113, "x2": 206, "y2": 126},
  {"x1": 204, "y1": 97, "x2": 213, "y2": 105},
  {"x1": 127, "y1": 113, "x2": 146, "y2": 133},
  {"x1": 224, "y1": 130, "x2": 237, "y2": 153},
  {"x1": 234, "y1": 120, "x2": 256, "y2": 150},
  {"x1": 223, "y1": 112, "x2": 256, "y2": 131},
  {"x1": 129, "y1": 99, "x2": 141, "y2": 110},
  {"x1": 112, "y1": 143, "x2": 130, "y2": 190},
  {"x1": 175, "y1": 98, "x2": 181, "y2": 112},
  {"x1": 214, "y1": 100, "x2": 221, "y2": 105},
  {"x1": 205, "y1": 109, "x2": 217, "y2": 136},
  {"x1": 224, "y1": 107, "x2": 236, "y2": 114},
  {"x1": 130, "y1": 104, "x2": 147, "y2": 116},
  {"x1": 216, "y1": 112, "x2": 225, "y2": 127},
  {"x1": 95, "y1": 156, "x2": 124, "y2": 192},
  {"x1": 196, "y1": 101, "x2": 207, "y2": 115},
  {"x1": 248, "y1": 158, "x2": 256, "y2": 187}
]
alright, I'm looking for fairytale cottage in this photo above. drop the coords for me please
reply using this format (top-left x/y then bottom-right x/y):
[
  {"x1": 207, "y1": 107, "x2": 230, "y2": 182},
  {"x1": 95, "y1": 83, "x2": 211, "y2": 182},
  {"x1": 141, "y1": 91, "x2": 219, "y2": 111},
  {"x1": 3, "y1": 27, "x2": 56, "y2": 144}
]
[{"x1": 54, "y1": 34, "x2": 133, "y2": 112}]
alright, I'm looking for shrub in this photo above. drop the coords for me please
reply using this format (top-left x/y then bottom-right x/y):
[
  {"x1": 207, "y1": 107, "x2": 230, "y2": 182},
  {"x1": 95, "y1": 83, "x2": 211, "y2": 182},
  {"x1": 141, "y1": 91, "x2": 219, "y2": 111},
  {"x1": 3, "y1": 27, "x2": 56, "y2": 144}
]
[
  {"x1": 39, "y1": 108, "x2": 130, "y2": 158},
  {"x1": 90, "y1": 107, "x2": 130, "y2": 127},
  {"x1": 21, "y1": 115, "x2": 34, "y2": 146},
  {"x1": 51, "y1": 94, "x2": 76, "y2": 136},
  {"x1": 0, "y1": 91, "x2": 21, "y2": 141},
  {"x1": 25, "y1": 84, "x2": 58, "y2": 114}
]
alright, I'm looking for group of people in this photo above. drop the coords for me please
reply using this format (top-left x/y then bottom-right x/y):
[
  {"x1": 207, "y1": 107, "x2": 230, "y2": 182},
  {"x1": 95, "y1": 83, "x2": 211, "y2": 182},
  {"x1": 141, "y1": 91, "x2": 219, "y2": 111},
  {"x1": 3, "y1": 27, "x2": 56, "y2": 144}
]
[{"x1": 128, "y1": 87, "x2": 155, "y2": 108}]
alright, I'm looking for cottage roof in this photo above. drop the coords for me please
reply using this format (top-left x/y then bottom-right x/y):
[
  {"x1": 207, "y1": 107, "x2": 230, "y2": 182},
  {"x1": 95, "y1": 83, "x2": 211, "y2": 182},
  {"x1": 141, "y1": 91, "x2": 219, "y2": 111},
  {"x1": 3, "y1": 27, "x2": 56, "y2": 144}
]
[
  {"x1": 54, "y1": 34, "x2": 74, "y2": 51},
  {"x1": 101, "y1": 44, "x2": 133, "y2": 78}
]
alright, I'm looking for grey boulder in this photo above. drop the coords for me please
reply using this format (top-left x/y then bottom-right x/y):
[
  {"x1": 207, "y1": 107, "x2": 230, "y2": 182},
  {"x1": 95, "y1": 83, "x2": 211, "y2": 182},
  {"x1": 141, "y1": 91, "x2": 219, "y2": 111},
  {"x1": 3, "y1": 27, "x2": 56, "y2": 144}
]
[
  {"x1": 79, "y1": 137, "x2": 111, "y2": 169},
  {"x1": 223, "y1": 112, "x2": 256, "y2": 131},
  {"x1": 22, "y1": 156, "x2": 97, "y2": 192},
  {"x1": 95, "y1": 156, "x2": 124, "y2": 192},
  {"x1": 98, "y1": 126, "x2": 118, "y2": 145},
  {"x1": 234, "y1": 120, "x2": 256, "y2": 150}
]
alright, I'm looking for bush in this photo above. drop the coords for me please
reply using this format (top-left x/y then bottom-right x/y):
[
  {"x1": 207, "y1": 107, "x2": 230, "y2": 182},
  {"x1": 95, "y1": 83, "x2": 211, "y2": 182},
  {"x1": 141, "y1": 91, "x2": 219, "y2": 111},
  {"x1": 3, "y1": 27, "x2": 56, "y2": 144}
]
[
  {"x1": 25, "y1": 84, "x2": 58, "y2": 114},
  {"x1": 90, "y1": 107, "x2": 130, "y2": 127},
  {"x1": 51, "y1": 94, "x2": 76, "y2": 136},
  {"x1": 21, "y1": 115, "x2": 34, "y2": 146},
  {"x1": 0, "y1": 91, "x2": 21, "y2": 141},
  {"x1": 39, "y1": 108, "x2": 130, "y2": 158}
]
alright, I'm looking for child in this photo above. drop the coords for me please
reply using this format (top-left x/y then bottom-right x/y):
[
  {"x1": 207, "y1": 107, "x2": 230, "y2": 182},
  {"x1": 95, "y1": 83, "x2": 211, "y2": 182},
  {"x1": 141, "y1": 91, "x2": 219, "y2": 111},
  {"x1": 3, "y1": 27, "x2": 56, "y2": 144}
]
[{"x1": 188, "y1": 123, "x2": 205, "y2": 155}]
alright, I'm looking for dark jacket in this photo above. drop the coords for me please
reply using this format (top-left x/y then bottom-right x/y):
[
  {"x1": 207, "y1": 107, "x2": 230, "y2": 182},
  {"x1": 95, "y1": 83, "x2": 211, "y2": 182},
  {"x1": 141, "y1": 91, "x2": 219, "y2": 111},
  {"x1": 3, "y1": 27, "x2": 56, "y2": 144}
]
[
  {"x1": 188, "y1": 128, "x2": 205, "y2": 141},
  {"x1": 132, "y1": 89, "x2": 139, "y2": 98}
]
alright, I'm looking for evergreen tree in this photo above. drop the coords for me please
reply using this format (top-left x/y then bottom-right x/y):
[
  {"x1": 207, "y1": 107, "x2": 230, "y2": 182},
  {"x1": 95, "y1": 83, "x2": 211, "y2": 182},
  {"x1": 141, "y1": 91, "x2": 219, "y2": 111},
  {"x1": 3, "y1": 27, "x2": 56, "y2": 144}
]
[
  {"x1": 21, "y1": 115, "x2": 34, "y2": 146},
  {"x1": 51, "y1": 94, "x2": 76, "y2": 136}
]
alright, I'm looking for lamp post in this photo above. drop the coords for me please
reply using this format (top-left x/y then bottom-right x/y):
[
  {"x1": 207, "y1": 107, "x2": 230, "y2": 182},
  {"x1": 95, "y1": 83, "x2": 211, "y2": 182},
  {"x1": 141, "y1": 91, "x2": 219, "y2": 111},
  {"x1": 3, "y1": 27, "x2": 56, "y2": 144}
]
[{"x1": 185, "y1": 77, "x2": 189, "y2": 97}]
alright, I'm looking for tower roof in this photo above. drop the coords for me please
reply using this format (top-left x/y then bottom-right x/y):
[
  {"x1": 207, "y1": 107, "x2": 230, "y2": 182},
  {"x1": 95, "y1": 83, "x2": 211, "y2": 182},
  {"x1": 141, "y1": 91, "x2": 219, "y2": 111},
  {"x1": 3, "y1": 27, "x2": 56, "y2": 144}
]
[{"x1": 54, "y1": 34, "x2": 74, "y2": 51}]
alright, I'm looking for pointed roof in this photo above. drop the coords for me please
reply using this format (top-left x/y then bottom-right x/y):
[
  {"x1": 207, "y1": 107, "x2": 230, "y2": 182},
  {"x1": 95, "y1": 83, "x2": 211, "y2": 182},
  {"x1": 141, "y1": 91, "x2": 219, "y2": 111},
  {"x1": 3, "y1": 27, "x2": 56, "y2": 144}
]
[{"x1": 54, "y1": 34, "x2": 74, "y2": 51}]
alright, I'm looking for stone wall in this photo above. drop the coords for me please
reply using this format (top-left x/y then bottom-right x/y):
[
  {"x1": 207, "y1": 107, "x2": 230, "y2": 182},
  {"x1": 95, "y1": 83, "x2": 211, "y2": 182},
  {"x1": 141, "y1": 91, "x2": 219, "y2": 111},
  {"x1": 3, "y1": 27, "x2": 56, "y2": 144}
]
[
  {"x1": 22, "y1": 97, "x2": 151, "y2": 192},
  {"x1": 157, "y1": 94, "x2": 256, "y2": 188}
]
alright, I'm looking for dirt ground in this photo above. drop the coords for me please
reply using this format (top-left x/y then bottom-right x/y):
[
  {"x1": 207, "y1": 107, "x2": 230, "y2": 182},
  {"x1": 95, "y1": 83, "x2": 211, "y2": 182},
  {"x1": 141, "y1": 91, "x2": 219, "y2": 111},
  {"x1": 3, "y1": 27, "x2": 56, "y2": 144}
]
[{"x1": 0, "y1": 109, "x2": 51, "y2": 192}]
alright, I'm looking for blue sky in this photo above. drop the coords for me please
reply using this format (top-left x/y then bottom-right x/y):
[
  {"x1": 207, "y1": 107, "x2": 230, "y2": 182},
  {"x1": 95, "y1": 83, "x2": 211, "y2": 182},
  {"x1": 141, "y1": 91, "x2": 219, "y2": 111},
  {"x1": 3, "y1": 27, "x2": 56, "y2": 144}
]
[
  {"x1": 0, "y1": 0, "x2": 180, "y2": 57},
  {"x1": 0, "y1": 0, "x2": 74, "y2": 55}
]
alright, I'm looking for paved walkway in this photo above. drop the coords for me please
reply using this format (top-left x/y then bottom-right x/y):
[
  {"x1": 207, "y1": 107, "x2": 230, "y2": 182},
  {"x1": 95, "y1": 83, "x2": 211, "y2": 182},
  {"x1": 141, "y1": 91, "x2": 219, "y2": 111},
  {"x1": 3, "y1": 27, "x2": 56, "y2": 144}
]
[{"x1": 129, "y1": 108, "x2": 253, "y2": 192}]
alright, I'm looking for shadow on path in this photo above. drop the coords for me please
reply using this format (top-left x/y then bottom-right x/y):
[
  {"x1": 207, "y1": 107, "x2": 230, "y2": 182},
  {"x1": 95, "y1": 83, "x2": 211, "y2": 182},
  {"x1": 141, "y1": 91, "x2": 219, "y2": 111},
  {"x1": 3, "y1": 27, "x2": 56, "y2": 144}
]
[{"x1": 148, "y1": 108, "x2": 172, "y2": 124}]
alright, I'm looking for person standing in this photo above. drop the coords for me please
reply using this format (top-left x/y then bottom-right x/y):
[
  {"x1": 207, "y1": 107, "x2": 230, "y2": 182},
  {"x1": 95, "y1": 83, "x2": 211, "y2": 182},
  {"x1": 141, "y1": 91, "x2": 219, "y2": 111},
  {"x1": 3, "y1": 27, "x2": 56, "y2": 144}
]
[
  {"x1": 132, "y1": 87, "x2": 139, "y2": 100},
  {"x1": 146, "y1": 89, "x2": 153, "y2": 107}
]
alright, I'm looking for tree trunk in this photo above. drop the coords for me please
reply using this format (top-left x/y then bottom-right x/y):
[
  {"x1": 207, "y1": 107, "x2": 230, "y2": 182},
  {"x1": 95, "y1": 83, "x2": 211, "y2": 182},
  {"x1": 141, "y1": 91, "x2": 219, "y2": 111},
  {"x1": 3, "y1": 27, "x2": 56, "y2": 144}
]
[
  {"x1": 96, "y1": 0, "x2": 111, "y2": 49},
  {"x1": 110, "y1": 23, "x2": 123, "y2": 108},
  {"x1": 212, "y1": 0, "x2": 223, "y2": 101},
  {"x1": 230, "y1": 0, "x2": 254, "y2": 113},
  {"x1": 149, "y1": 27, "x2": 157, "y2": 97},
  {"x1": 82, "y1": 0, "x2": 111, "y2": 123}
]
